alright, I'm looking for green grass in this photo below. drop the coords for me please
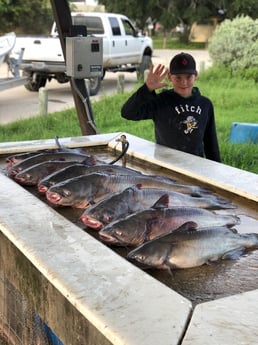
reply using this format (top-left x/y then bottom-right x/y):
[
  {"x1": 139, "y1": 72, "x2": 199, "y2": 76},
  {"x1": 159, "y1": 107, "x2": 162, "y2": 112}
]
[
  {"x1": 152, "y1": 35, "x2": 206, "y2": 50},
  {"x1": 0, "y1": 66, "x2": 257, "y2": 174}
]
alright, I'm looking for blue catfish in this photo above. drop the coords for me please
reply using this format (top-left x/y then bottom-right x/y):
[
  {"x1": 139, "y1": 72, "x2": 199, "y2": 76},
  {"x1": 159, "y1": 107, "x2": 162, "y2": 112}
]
[
  {"x1": 38, "y1": 163, "x2": 142, "y2": 193},
  {"x1": 46, "y1": 173, "x2": 232, "y2": 209},
  {"x1": 5, "y1": 135, "x2": 89, "y2": 167},
  {"x1": 7, "y1": 151, "x2": 96, "y2": 177},
  {"x1": 98, "y1": 207, "x2": 240, "y2": 246},
  {"x1": 80, "y1": 185, "x2": 235, "y2": 228},
  {"x1": 127, "y1": 222, "x2": 258, "y2": 270},
  {"x1": 14, "y1": 160, "x2": 81, "y2": 186}
]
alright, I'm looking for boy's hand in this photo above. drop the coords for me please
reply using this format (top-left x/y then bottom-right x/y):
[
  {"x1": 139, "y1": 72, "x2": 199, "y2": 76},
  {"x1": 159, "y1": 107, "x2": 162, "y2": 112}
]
[{"x1": 145, "y1": 64, "x2": 169, "y2": 92}]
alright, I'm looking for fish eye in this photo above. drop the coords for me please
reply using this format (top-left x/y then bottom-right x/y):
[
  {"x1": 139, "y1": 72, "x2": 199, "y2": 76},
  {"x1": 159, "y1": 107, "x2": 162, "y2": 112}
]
[
  {"x1": 138, "y1": 255, "x2": 146, "y2": 261},
  {"x1": 63, "y1": 189, "x2": 71, "y2": 197},
  {"x1": 25, "y1": 174, "x2": 32, "y2": 180},
  {"x1": 115, "y1": 230, "x2": 123, "y2": 236},
  {"x1": 103, "y1": 214, "x2": 112, "y2": 222}
]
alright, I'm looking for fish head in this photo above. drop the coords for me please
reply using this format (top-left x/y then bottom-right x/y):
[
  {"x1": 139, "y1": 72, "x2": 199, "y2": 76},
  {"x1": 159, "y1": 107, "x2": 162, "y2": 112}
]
[
  {"x1": 37, "y1": 179, "x2": 56, "y2": 194},
  {"x1": 98, "y1": 229, "x2": 122, "y2": 245},
  {"x1": 127, "y1": 242, "x2": 168, "y2": 269},
  {"x1": 14, "y1": 171, "x2": 37, "y2": 185},
  {"x1": 99, "y1": 225, "x2": 135, "y2": 246},
  {"x1": 46, "y1": 180, "x2": 92, "y2": 208},
  {"x1": 99, "y1": 217, "x2": 146, "y2": 247},
  {"x1": 7, "y1": 166, "x2": 23, "y2": 178},
  {"x1": 80, "y1": 188, "x2": 138, "y2": 228},
  {"x1": 81, "y1": 206, "x2": 123, "y2": 229},
  {"x1": 5, "y1": 157, "x2": 16, "y2": 167},
  {"x1": 37, "y1": 183, "x2": 49, "y2": 194},
  {"x1": 80, "y1": 214, "x2": 104, "y2": 230}
]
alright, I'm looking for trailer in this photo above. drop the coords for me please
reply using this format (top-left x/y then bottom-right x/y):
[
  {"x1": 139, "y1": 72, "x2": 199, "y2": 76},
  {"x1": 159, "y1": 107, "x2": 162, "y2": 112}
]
[{"x1": 0, "y1": 32, "x2": 27, "y2": 91}]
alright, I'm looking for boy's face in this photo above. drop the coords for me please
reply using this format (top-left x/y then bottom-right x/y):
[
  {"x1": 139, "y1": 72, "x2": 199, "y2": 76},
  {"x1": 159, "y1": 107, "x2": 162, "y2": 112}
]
[{"x1": 168, "y1": 73, "x2": 197, "y2": 98}]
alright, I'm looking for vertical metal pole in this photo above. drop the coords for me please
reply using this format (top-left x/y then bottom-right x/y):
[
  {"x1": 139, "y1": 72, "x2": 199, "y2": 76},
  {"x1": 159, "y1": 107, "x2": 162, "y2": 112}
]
[{"x1": 50, "y1": 0, "x2": 97, "y2": 135}]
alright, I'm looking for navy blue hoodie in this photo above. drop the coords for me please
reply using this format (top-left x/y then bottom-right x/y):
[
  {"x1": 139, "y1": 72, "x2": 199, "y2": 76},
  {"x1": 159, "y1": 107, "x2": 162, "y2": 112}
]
[{"x1": 121, "y1": 84, "x2": 221, "y2": 162}]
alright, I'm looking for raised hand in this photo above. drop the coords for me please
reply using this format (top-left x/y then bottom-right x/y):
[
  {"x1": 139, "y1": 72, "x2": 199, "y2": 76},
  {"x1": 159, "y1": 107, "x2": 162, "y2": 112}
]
[{"x1": 145, "y1": 64, "x2": 169, "y2": 92}]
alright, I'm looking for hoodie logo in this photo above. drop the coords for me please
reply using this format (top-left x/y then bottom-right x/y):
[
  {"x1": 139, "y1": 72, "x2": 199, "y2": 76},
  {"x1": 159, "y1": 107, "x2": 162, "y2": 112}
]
[{"x1": 182, "y1": 116, "x2": 198, "y2": 134}]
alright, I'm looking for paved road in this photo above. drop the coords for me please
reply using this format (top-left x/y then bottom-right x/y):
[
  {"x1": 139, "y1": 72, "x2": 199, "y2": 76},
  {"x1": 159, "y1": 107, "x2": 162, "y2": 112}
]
[{"x1": 0, "y1": 49, "x2": 211, "y2": 125}]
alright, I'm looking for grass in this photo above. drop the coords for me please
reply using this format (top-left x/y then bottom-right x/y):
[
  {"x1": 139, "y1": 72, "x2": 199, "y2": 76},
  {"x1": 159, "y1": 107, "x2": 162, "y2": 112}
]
[
  {"x1": 0, "y1": 66, "x2": 257, "y2": 174},
  {"x1": 152, "y1": 35, "x2": 206, "y2": 50}
]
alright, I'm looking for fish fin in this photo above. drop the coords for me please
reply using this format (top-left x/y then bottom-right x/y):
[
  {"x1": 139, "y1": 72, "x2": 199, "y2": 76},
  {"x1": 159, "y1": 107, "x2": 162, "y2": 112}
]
[
  {"x1": 173, "y1": 221, "x2": 198, "y2": 234},
  {"x1": 163, "y1": 258, "x2": 178, "y2": 272},
  {"x1": 151, "y1": 194, "x2": 169, "y2": 209},
  {"x1": 222, "y1": 247, "x2": 245, "y2": 260},
  {"x1": 143, "y1": 219, "x2": 155, "y2": 242}
]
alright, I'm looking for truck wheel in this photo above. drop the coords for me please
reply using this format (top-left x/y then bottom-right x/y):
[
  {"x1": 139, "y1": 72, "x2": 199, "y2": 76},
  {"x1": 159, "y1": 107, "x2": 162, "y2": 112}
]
[
  {"x1": 24, "y1": 73, "x2": 47, "y2": 92},
  {"x1": 87, "y1": 76, "x2": 101, "y2": 96},
  {"x1": 137, "y1": 55, "x2": 152, "y2": 81}
]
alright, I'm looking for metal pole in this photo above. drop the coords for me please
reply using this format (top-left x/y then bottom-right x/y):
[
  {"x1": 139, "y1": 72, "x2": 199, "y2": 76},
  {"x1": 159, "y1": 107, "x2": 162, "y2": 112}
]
[{"x1": 50, "y1": 0, "x2": 97, "y2": 135}]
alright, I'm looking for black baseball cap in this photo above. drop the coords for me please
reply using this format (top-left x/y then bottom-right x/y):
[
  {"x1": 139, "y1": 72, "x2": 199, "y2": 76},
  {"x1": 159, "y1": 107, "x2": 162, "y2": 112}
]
[{"x1": 169, "y1": 52, "x2": 197, "y2": 75}]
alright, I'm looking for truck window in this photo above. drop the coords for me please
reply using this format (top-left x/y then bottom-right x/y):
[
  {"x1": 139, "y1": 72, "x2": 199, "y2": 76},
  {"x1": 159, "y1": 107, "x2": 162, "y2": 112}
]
[
  {"x1": 72, "y1": 16, "x2": 104, "y2": 35},
  {"x1": 122, "y1": 19, "x2": 135, "y2": 36},
  {"x1": 108, "y1": 17, "x2": 121, "y2": 36}
]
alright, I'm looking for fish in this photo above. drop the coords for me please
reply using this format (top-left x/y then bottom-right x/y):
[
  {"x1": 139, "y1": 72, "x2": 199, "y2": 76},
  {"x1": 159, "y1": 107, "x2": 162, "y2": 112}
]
[
  {"x1": 6, "y1": 151, "x2": 96, "y2": 177},
  {"x1": 14, "y1": 160, "x2": 83, "y2": 186},
  {"x1": 80, "y1": 185, "x2": 235, "y2": 229},
  {"x1": 98, "y1": 206, "x2": 241, "y2": 247},
  {"x1": 37, "y1": 163, "x2": 142, "y2": 194},
  {"x1": 81, "y1": 191, "x2": 169, "y2": 229},
  {"x1": 5, "y1": 135, "x2": 88, "y2": 167},
  {"x1": 127, "y1": 222, "x2": 258, "y2": 270},
  {"x1": 5, "y1": 150, "x2": 49, "y2": 167},
  {"x1": 46, "y1": 172, "x2": 227, "y2": 209}
]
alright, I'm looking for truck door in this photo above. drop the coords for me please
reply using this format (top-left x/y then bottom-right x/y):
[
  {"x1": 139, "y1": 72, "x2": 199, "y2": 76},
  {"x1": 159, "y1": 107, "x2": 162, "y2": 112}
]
[
  {"x1": 120, "y1": 18, "x2": 142, "y2": 63},
  {"x1": 108, "y1": 16, "x2": 141, "y2": 65},
  {"x1": 107, "y1": 16, "x2": 126, "y2": 65}
]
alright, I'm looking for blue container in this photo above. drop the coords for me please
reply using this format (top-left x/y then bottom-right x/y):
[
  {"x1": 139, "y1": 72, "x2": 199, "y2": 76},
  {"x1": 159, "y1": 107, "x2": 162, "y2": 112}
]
[{"x1": 229, "y1": 122, "x2": 258, "y2": 144}]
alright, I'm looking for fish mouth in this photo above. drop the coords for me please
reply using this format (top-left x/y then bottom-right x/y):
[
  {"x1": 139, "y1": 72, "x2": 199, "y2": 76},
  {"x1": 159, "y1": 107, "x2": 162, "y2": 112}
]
[
  {"x1": 7, "y1": 169, "x2": 19, "y2": 177},
  {"x1": 98, "y1": 231, "x2": 119, "y2": 244},
  {"x1": 80, "y1": 215, "x2": 104, "y2": 230},
  {"x1": 46, "y1": 191, "x2": 62, "y2": 204},
  {"x1": 5, "y1": 159, "x2": 14, "y2": 167},
  {"x1": 14, "y1": 176, "x2": 26, "y2": 184},
  {"x1": 37, "y1": 184, "x2": 48, "y2": 194},
  {"x1": 14, "y1": 176, "x2": 35, "y2": 185}
]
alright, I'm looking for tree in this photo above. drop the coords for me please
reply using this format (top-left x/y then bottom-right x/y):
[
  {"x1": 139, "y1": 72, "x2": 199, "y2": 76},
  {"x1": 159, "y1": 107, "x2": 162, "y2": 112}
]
[
  {"x1": 0, "y1": 0, "x2": 53, "y2": 34},
  {"x1": 98, "y1": 0, "x2": 258, "y2": 37},
  {"x1": 2, "y1": 0, "x2": 258, "y2": 36},
  {"x1": 208, "y1": 15, "x2": 258, "y2": 73}
]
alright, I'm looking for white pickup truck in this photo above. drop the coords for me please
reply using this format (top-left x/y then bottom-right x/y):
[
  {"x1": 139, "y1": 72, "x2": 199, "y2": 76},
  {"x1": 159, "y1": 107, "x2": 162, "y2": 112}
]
[{"x1": 12, "y1": 12, "x2": 153, "y2": 95}]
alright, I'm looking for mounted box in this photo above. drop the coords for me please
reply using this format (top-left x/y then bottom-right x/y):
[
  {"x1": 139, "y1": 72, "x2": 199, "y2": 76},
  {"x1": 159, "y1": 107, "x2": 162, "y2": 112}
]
[{"x1": 66, "y1": 36, "x2": 103, "y2": 79}]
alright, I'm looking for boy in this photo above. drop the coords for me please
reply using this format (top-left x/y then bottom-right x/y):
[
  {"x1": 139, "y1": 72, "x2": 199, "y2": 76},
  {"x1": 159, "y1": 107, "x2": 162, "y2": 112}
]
[{"x1": 121, "y1": 52, "x2": 221, "y2": 162}]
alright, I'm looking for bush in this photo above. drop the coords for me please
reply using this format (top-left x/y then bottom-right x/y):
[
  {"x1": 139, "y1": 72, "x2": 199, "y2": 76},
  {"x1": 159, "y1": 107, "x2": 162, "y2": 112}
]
[{"x1": 208, "y1": 15, "x2": 258, "y2": 75}]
